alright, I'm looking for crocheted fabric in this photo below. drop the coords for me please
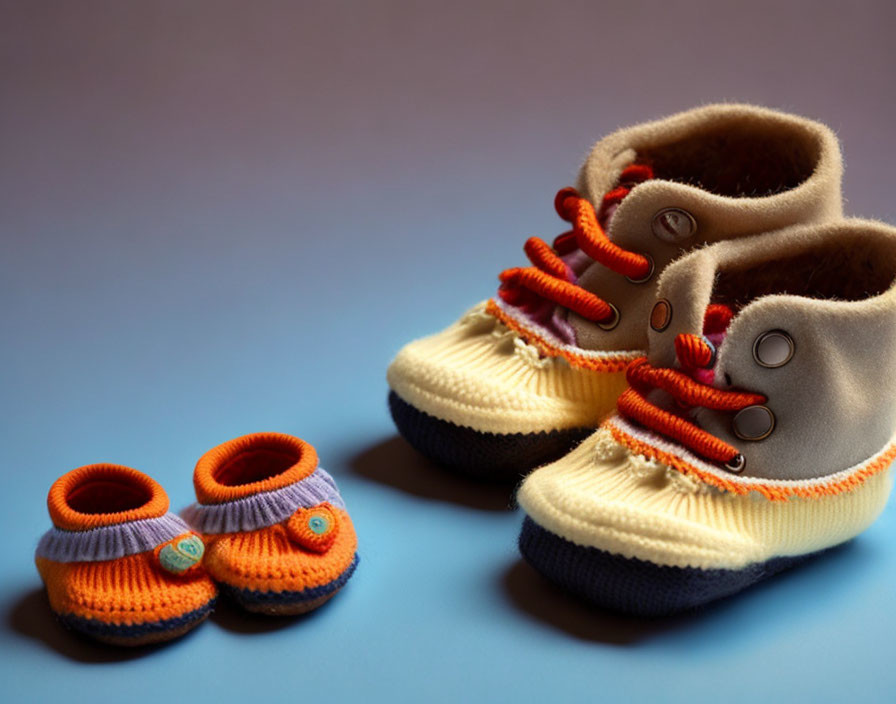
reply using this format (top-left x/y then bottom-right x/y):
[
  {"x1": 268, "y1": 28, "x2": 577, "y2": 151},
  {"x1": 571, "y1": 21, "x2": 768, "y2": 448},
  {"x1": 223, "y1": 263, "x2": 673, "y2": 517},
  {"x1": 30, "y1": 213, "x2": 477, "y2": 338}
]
[
  {"x1": 387, "y1": 302, "x2": 631, "y2": 476},
  {"x1": 516, "y1": 416, "x2": 893, "y2": 614},
  {"x1": 34, "y1": 464, "x2": 218, "y2": 646},
  {"x1": 218, "y1": 554, "x2": 360, "y2": 615},
  {"x1": 185, "y1": 433, "x2": 359, "y2": 615},
  {"x1": 56, "y1": 600, "x2": 217, "y2": 645},
  {"x1": 519, "y1": 517, "x2": 827, "y2": 617}
]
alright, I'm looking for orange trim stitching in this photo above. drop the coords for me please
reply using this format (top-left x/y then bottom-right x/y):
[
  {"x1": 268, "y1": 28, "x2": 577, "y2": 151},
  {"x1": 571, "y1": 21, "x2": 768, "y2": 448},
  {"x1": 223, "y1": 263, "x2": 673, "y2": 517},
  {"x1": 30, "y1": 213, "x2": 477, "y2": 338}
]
[
  {"x1": 484, "y1": 299, "x2": 636, "y2": 372},
  {"x1": 193, "y1": 433, "x2": 318, "y2": 505},
  {"x1": 607, "y1": 421, "x2": 896, "y2": 501},
  {"x1": 47, "y1": 465, "x2": 169, "y2": 531},
  {"x1": 617, "y1": 387, "x2": 742, "y2": 465}
]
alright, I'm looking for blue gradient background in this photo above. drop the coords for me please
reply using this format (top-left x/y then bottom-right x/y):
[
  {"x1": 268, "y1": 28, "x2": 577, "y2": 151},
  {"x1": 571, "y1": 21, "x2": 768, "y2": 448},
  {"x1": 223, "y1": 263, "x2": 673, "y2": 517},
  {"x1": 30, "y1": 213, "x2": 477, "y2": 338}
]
[{"x1": 2, "y1": 2, "x2": 895, "y2": 702}]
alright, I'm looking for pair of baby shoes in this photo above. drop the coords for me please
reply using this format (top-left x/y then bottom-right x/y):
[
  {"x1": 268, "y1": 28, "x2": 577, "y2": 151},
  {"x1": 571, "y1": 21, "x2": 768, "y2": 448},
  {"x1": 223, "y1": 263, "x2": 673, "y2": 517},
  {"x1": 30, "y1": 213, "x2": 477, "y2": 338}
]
[
  {"x1": 388, "y1": 103, "x2": 896, "y2": 615},
  {"x1": 35, "y1": 432, "x2": 358, "y2": 645}
]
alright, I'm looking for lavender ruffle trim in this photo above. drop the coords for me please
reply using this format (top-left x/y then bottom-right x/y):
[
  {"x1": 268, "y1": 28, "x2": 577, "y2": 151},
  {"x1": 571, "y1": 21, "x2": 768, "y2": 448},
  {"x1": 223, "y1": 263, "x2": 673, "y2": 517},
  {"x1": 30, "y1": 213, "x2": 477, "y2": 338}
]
[
  {"x1": 36, "y1": 513, "x2": 192, "y2": 563},
  {"x1": 181, "y1": 468, "x2": 346, "y2": 534}
]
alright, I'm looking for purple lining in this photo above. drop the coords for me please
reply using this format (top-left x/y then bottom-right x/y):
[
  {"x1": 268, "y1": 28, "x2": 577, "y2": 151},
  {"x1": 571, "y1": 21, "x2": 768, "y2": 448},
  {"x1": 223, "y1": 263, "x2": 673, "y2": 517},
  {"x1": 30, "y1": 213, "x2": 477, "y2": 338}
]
[
  {"x1": 181, "y1": 468, "x2": 345, "y2": 534},
  {"x1": 550, "y1": 307, "x2": 576, "y2": 344},
  {"x1": 36, "y1": 513, "x2": 192, "y2": 563}
]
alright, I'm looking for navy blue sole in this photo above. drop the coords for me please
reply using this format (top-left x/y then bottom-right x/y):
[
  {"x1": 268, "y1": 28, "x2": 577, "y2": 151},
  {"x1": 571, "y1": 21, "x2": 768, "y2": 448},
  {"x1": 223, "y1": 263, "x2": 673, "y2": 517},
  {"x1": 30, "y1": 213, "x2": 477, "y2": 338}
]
[
  {"x1": 388, "y1": 391, "x2": 592, "y2": 481},
  {"x1": 221, "y1": 553, "x2": 359, "y2": 612},
  {"x1": 57, "y1": 598, "x2": 216, "y2": 644},
  {"x1": 519, "y1": 516, "x2": 823, "y2": 616}
]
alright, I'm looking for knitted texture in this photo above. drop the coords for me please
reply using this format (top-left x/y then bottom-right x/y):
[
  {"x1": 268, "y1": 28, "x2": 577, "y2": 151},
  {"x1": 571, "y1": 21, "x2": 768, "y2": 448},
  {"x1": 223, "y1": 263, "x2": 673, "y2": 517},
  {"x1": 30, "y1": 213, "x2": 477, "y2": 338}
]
[
  {"x1": 57, "y1": 600, "x2": 217, "y2": 646},
  {"x1": 387, "y1": 301, "x2": 633, "y2": 435},
  {"x1": 519, "y1": 427, "x2": 893, "y2": 570},
  {"x1": 387, "y1": 104, "x2": 843, "y2": 478},
  {"x1": 186, "y1": 432, "x2": 358, "y2": 615},
  {"x1": 388, "y1": 390, "x2": 592, "y2": 480},
  {"x1": 35, "y1": 464, "x2": 218, "y2": 646},
  {"x1": 182, "y1": 468, "x2": 345, "y2": 533},
  {"x1": 36, "y1": 513, "x2": 193, "y2": 563},
  {"x1": 518, "y1": 517, "x2": 825, "y2": 617},
  {"x1": 608, "y1": 416, "x2": 896, "y2": 500},
  {"x1": 484, "y1": 299, "x2": 636, "y2": 372},
  {"x1": 218, "y1": 554, "x2": 359, "y2": 615},
  {"x1": 516, "y1": 217, "x2": 896, "y2": 612},
  {"x1": 516, "y1": 418, "x2": 894, "y2": 612}
]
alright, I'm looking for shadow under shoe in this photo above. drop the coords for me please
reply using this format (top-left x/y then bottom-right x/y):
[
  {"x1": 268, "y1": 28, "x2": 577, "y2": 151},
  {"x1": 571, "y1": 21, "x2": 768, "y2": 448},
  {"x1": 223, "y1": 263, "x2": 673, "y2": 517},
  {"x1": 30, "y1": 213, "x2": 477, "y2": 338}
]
[{"x1": 349, "y1": 433, "x2": 517, "y2": 511}]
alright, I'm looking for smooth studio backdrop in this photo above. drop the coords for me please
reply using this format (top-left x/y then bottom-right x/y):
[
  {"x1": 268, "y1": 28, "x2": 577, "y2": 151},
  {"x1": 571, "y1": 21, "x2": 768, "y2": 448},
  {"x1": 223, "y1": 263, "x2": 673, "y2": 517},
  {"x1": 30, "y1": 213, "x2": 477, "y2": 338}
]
[{"x1": 2, "y1": 2, "x2": 895, "y2": 702}]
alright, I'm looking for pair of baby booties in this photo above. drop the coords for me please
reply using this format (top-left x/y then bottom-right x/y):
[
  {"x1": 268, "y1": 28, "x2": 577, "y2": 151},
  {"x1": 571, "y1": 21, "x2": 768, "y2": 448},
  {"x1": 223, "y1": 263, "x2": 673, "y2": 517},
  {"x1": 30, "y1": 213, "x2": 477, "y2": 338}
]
[
  {"x1": 35, "y1": 432, "x2": 358, "y2": 645},
  {"x1": 387, "y1": 103, "x2": 896, "y2": 616},
  {"x1": 37, "y1": 102, "x2": 896, "y2": 644}
]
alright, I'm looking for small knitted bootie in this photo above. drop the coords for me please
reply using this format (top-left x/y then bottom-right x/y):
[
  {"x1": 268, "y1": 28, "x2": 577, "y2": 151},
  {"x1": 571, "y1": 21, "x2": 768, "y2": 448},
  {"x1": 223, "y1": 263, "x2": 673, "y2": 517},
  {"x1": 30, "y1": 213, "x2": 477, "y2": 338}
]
[
  {"x1": 517, "y1": 219, "x2": 896, "y2": 616},
  {"x1": 35, "y1": 465, "x2": 218, "y2": 645},
  {"x1": 183, "y1": 433, "x2": 358, "y2": 615},
  {"x1": 387, "y1": 103, "x2": 843, "y2": 480}
]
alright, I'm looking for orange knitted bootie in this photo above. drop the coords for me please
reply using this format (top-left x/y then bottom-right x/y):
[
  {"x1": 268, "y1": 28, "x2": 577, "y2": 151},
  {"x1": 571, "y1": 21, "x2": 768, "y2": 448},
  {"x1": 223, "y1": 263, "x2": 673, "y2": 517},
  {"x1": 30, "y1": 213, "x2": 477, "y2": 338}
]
[
  {"x1": 35, "y1": 465, "x2": 218, "y2": 646},
  {"x1": 183, "y1": 433, "x2": 359, "y2": 615}
]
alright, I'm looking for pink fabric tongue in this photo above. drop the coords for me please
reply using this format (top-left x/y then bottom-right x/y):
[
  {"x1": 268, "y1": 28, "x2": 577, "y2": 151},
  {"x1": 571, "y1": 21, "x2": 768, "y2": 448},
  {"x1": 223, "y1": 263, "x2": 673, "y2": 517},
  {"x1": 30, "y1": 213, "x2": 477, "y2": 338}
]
[
  {"x1": 688, "y1": 304, "x2": 735, "y2": 385},
  {"x1": 691, "y1": 347, "x2": 720, "y2": 385}
]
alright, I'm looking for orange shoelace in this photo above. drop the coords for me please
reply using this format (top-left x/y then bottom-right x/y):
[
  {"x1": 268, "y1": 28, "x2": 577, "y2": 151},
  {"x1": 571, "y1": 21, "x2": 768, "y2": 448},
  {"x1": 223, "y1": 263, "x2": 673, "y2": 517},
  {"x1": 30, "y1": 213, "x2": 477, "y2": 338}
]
[
  {"x1": 497, "y1": 164, "x2": 654, "y2": 325},
  {"x1": 616, "y1": 309, "x2": 767, "y2": 470}
]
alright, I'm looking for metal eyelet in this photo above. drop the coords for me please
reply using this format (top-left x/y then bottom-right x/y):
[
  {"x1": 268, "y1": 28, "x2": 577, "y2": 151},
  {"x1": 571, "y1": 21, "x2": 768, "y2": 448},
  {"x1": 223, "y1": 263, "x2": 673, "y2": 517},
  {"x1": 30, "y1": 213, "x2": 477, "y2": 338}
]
[
  {"x1": 724, "y1": 454, "x2": 746, "y2": 473},
  {"x1": 702, "y1": 337, "x2": 718, "y2": 369},
  {"x1": 597, "y1": 303, "x2": 621, "y2": 331},
  {"x1": 652, "y1": 208, "x2": 697, "y2": 243},
  {"x1": 752, "y1": 330, "x2": 794, "y2": 368},
  {"x1": 649, "y1": 298, "x2": 672, "y2": 332},
  {"x1": 625, "y1": 254, "x2": 655, "y2": 284},
  {"x1": 732, "y1": 405, "x2": 776, "y2": 441}
]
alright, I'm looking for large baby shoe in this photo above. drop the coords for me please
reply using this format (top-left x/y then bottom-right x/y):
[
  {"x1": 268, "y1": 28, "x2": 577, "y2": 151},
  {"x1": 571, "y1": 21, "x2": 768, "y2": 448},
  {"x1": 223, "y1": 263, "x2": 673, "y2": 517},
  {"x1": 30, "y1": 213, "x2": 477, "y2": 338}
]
[
  {"x1": 517, "y1": 219, "x2": 896, "y2": 616},
  {"x1": 183, "y1": 433, "x2": 358, "y2": 615},
  {"x1": 35, "y1": 465, "x2": 217, "y2": 645},
  {"x1": 387, "y1": 103, "x2": 843, "y2": 480}
]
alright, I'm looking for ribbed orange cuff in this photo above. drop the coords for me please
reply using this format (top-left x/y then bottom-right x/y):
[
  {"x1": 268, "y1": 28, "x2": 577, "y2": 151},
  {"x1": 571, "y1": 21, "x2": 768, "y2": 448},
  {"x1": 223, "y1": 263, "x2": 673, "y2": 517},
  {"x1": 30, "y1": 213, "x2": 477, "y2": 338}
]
[
  {"x1": 47, "y1": 464, "x2": 170, "y2": 532},
  {"x1": 193, "y1": 432, "x2": 318, "y2": 505}
]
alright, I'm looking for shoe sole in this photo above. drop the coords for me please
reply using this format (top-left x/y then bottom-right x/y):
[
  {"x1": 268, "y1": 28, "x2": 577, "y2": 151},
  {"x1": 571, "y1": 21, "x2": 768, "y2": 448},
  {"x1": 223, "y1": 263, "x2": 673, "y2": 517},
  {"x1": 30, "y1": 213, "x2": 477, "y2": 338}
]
[
  {"x1": 518, "y1": 517, "x2": 824, "y2": 616},
  {"x1": 388, "y1": 391, "x2": 592, "y2": 481},
  {"x1": 220, "y1": 553, "x2": 359, "y2": 615},
  {"x1": 55, "y1": 598, "x2": 216, "y2": 646}
]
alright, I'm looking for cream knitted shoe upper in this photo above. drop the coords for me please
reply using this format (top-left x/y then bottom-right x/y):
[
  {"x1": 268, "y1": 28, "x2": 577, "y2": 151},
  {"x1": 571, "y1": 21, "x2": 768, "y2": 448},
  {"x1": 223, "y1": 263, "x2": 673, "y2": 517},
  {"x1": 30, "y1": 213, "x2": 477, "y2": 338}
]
[
  {"x1": 517, "y1": 428, "x2": 893, "y2": 570},
  {"x1": 519, "y1": 219, "x2": 896, "y2": 570},
  {"x1": 387, "y1": 302, "x2": 630, "y2": 434}
]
